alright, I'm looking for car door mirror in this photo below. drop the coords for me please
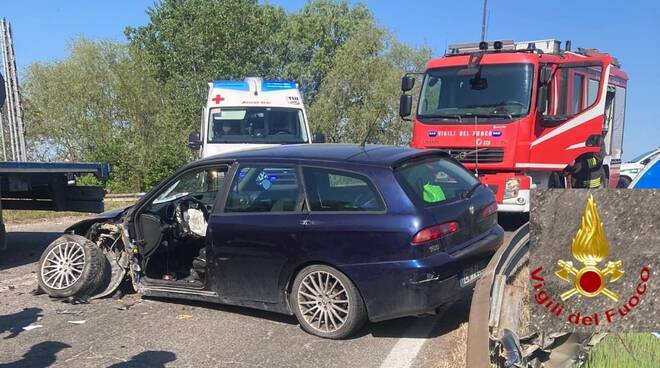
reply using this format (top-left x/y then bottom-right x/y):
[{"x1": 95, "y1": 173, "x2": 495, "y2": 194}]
[
  {"x1": 399, "y1": 95, "x2": 413, "y2": 118},
  {"x1": 312, "y1": 132, "x2": 326, "y2": 143},
  {"x1": 401, "y1": 76, "x2": 415, "y2": 92},
  {"x1": 641, "y1": 158, "x2": 651, "y2": 166},
  {"x1": 188, "y1": 132, "x2": 202, "y2": 150},
  {"x1": 537, "y1": 84, "x2": 548, "y2": 114}
]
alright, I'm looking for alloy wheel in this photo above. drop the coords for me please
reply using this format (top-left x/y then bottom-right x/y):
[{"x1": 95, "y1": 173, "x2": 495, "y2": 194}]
[
  {"x1": 297, "y1": 271, "x2": 350, "y2": 333},
  {"x1": 40, "y1": 241, "x2": 86, "y2": 290}
]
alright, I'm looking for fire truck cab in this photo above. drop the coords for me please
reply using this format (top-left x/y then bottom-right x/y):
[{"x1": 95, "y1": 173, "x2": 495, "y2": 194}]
[{"x1": 400, "y1": 39, "x2": 628, "y2": 212}]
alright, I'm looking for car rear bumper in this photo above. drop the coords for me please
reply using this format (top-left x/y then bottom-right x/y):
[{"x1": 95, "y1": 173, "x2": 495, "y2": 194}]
[{"x1": 341, "y1": 225, "x2": 504, "y2": 322}]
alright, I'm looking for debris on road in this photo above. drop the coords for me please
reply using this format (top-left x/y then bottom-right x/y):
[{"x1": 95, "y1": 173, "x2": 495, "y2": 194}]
[
  {"x1": 62, "y1": 296, "x2": 89, "y2": 305},
  {"x1": 176, "y1": 314, "x2": 192, "y2": 321},
  {"x1": 116, "y1": 302, "x2": 135, "y2": 311},
  {"x1": 22, "y1": 323, "x2": 43, "y2": 331},
  {"x1": 67, "y1": 320, "x2": 86, "y2": 325},
  {"x1": 55, "y1": 309, "x2": 83, "y2": 316}
]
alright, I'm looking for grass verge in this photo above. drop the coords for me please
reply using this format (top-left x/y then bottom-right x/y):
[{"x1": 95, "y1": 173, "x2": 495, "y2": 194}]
[
  {"x1": 435, "y1": 322, "x2": 468, "y2": 368},
  {"x1": 3, "y1": 201, "x2": 135, "y2": 224},
  {"x1": 585, "y1": 333, "x2": 659, "y2": 368}
]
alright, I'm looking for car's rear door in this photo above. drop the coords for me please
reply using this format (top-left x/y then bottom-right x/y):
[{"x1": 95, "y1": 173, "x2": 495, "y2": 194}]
[
  {"x1": 299, "y1": 166, "x2": 406, "y2": 264},
  {"x1": 208, "y1": 163, "x2": 306, "y2": 303}
]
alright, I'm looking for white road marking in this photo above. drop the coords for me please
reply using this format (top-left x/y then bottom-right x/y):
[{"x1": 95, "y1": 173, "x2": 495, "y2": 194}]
[{"x1": 379, "y1": 315, "x2": 441, "y2": 368}]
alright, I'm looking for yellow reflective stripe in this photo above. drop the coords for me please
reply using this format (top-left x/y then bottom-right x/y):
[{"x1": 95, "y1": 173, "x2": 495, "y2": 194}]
[
  {"x1": 587, "y1": 157, "x2": 598, "y2": 168},
  {"x1": 585, "y1": 178, "x2": 601, "y2": 188}
]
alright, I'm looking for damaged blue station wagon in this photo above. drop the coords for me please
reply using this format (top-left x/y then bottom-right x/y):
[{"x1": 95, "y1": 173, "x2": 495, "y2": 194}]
[{"x1": 37, "y1": 144, "x2": 503, "y2": 339}]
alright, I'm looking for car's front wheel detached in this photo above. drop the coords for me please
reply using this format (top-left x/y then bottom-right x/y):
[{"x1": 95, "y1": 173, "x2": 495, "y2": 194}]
[
  {"x1": 37, "y1": 234, "x2": 108, "y2": 298},
  {"x1": 291, "y1": 265, "x2": 367, "y2": 339}
]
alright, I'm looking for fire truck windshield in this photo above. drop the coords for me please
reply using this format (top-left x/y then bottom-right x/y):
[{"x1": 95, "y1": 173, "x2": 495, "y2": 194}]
[{"x1": 417, "y1": 63, "x2": 533, "y2": 123}]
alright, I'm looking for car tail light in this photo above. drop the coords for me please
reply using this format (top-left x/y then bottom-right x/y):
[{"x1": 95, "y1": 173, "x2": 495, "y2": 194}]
[
  {"x1": 481, "y1": 202, "x2": 498, "y2": 218},
  {"x1": 411, "y1": 222, "x2": 459, "y2": 245}
]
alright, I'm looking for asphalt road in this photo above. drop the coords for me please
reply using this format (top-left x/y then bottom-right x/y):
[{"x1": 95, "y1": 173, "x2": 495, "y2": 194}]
[{"x1": 0, "y1": 216, "x2": 523, "y2": 368}]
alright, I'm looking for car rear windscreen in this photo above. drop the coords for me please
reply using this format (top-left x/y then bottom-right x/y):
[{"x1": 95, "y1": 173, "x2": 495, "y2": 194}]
[{"x1": 395, "y1": 157, "x2": 479, "y2": 206}]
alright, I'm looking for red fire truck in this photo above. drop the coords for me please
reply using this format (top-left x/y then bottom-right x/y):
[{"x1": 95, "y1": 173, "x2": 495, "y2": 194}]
[{"x1": 400, "y1": 39, "x2": 627, "y2": 212}]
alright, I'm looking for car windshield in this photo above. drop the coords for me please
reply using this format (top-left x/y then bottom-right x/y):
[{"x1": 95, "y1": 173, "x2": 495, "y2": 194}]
[
  {"x1": 628, "y1": 149, "x2": 659, "y2": 163},
  {"x1": 417, "y1": 63, "x2": 534, "y2": 122},
  {"x1": 395, "y1": 157, "x2": 480, "y2": 206},
  {"x1": 208, "y1": 107, "x2": 308, "y2": 144}
]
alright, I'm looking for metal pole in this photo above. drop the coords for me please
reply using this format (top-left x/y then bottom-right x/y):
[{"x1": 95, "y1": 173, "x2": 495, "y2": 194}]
[
  {"x1": 5, "y1": 20, "x2": 26, "y2": 161},
  {"x1": 0, "y1": 108, "x2": 7, "y2": 160},
  {"x1": 0, "y1": 20, "x2": 16, "y2": 161},
  {"x1": 480, "y1": 0, "x2": 488, "y2": 42}
]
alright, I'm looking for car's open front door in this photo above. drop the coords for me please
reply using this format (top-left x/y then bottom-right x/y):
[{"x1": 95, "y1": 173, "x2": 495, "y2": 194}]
[{"x1": 131, "y1": 163, "x2": 231, "y2": 261}]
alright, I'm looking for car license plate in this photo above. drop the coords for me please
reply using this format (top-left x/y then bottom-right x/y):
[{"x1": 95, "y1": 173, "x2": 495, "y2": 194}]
[{"x1": 459, "y1": 262, "x2": 486, "y2": 287}]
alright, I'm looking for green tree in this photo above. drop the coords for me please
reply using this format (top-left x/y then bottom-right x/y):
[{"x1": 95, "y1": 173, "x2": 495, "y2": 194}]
[
  {"x1": 126, "y1": 0, "x2": 287, "y2": 131},
  {"x1": 22, "y1": 0, "x2": 432, "y2": 192},
  {"x1": 273, "y1": 0, "x2": 373, "y2": 104},
  {"x1": 308, "y1": 25, "x2": 431, "y2": 145},
  {"x1": 125, "y1": 0, "x2": 376, "y2": 135},
  {"x1": 22, "y1": 39, "x2": 169, "y2": 192}
]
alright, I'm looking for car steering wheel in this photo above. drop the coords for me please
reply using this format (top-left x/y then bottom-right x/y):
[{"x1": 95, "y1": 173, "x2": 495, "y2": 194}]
[
  {"x1": 274, "y1": 130, "x2": 290, "y2": 135},
  {"x1": 178, "y1": 197, "x2": 211, "y2": 221}
]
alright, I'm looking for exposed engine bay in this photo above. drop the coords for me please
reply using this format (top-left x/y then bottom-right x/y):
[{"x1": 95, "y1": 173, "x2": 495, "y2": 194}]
[{"x1": 85, "y1": 222, "x2": 129, "y2": 299}]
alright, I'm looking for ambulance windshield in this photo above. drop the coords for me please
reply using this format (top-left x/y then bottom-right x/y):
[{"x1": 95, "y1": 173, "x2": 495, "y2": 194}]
[
  {"x1": 417, "y1": 63, "x2": 533, "y2": 122},
  {"x1": 208, "y1": 107, "x2": 308, "y2": 144}
]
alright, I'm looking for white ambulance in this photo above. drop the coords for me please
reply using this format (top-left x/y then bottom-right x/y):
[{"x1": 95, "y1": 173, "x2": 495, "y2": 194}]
[{"x1": 188, "y1": 78, "x2": 320, "y2": 158}]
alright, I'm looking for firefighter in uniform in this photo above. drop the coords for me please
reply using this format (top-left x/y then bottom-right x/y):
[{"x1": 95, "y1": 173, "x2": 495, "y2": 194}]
[{"x1": 567, "y1": 144, "x2": 607, "y2": 188}]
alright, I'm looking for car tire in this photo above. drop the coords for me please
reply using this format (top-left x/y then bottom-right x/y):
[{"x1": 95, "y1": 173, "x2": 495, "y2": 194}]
[
  {"x1": 291, "y1": 264, "x2": 367, "y2": 339},
  {"x1": 37, "y1": 234, "x2": 108, "y2": 299},
  {"x1": 617, "y1": 175, "x2": 632, "y2": 188}
]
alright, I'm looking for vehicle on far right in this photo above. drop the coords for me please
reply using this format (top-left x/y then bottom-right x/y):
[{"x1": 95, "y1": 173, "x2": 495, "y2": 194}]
[
  {"x1": 629, "y1": 154, "x2": 660, "y2": 188},
  {"x1": 619, "y1": 147, "x2": 660, "y2": 187},
  {"x1": 400, "y1": 39, "x2": 628, "y2": 213}
]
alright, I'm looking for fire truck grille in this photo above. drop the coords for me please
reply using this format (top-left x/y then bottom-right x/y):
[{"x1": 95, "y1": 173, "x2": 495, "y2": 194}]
[{"x1": 444, "y1": 148, "x2": 504, "y2": 163}]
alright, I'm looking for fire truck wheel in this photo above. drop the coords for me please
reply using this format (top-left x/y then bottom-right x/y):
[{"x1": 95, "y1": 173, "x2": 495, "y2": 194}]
[
  {"x1": 37, "y1": 234, "x2": 108, "y2": 299},
  {"x1": 548, "y1": 172, "x2": 565, "y2": 188}
]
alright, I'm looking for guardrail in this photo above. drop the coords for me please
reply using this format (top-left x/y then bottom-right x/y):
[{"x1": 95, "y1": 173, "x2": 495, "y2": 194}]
[{"x1": 104, "y1": 193, "x2": 144, "y2": 202}]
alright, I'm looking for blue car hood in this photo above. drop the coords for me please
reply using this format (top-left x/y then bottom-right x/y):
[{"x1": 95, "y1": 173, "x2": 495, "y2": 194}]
[
  {"x1": 64, "y1": 205, "x2": 132, "y2": 234},
  {"x1": 93, "y1": 206, "x2": 131, "y2": 220}
]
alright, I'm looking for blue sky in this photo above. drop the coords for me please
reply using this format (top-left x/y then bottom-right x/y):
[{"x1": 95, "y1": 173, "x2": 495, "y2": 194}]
[{"x1": 3, "y1": 0, "x2": 659, "y2": 159}]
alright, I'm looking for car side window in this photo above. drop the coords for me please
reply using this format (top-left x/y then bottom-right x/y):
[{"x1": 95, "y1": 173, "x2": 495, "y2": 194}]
[
  {"x1": 225, "y1": 166, "x2": 300, "y2": 213},
  {"x1": 303, "y1": 167, "x2": 384, "y2": 212}
]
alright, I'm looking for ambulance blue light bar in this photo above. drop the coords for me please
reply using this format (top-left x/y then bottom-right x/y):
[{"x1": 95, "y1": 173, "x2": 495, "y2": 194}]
[
  {"x1": 261, "y1": 80, "x2": 298, "y2": 92},
  {"x1": 212, "y1": 80, "x2": 250, "y2": 91}
]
